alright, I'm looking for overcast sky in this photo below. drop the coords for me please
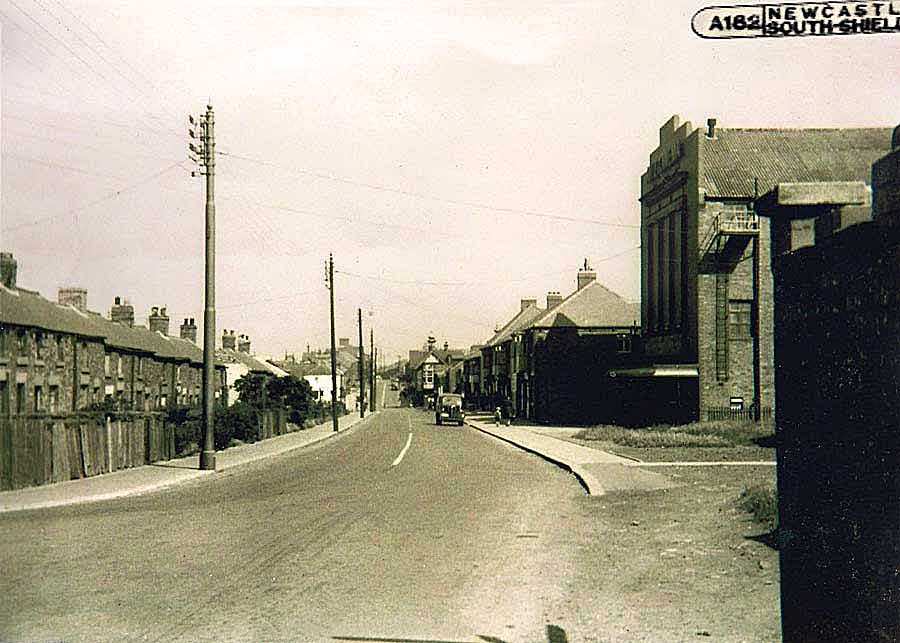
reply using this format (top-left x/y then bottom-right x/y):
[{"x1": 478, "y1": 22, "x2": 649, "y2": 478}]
[{"x1": 2, "y1": 1, "x2": 897, "y2": 361}]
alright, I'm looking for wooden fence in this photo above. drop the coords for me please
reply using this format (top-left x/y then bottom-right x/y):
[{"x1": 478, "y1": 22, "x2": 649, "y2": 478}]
[
  {"x1": 256, "y1": 407, "x2": 288, "y2": 441},
  {"x1": 0, "y1": 412, "x2": 172, "y2": 491},
  {"x1": 0, "y1": 407, "x2": 289, "y2": 491}
]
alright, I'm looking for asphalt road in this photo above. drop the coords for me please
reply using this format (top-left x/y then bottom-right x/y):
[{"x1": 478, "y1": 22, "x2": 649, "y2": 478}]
[{"x1": 0, "y1": 398, "x2": 587, "y2": 642}]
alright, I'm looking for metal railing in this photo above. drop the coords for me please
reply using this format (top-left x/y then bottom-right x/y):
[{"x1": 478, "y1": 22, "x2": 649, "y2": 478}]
[{"x1": 701, "y1": 207, "x2": 760, "y2": 255}]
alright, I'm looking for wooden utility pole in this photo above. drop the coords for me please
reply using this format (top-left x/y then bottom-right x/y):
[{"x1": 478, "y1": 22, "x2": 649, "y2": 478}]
[
  {"x1": 369, "y1": 328, "x2": 375, "y2": 412},
  {"x1": 327, "y1": 254, "x2": 338, "y2": 432},
  {"x1": 357, "y1": 309, "x2": 365, "y2": 418},
  {"x1": 190, "y1": 104, "x2": 217, "y2": 471}
]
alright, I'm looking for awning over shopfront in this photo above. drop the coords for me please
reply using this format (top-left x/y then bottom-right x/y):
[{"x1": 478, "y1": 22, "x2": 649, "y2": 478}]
[{"x1": 608, "y1": 364, "x2": 698, "y2": 378}]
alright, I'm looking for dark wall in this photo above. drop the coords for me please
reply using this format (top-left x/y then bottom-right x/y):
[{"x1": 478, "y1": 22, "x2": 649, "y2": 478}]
[
  {"x1": 532, "y1": 329, "x2": 640, "y2": 425},
  {"x1": 774, "y1": 221, "x2": 900, "y2": 643}
]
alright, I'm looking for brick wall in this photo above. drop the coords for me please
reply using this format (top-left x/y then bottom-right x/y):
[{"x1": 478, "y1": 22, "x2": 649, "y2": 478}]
[{"x1": 775, "y1": 148, "x2": 900, "y2": 641}]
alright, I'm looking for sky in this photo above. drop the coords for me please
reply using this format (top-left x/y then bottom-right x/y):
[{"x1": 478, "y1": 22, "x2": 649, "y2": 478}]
[{"x1": 1, "y1": 0, "x2": 897, "y2": 362}]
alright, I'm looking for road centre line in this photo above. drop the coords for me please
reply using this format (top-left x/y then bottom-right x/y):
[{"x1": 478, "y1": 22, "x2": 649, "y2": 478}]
[{"x1": 392, "y1": 431, "x2": 413, "y2": 467}]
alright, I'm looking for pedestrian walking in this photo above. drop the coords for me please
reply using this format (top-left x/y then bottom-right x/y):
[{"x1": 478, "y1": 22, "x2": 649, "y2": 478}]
[{"x1": 494, "y1": 406, "x2": 502, "y2": 426}]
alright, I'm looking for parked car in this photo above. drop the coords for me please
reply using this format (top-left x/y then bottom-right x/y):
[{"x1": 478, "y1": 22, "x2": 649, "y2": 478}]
[{"x1": 435, "y1": 393, "x2": 464, "y2": 426}]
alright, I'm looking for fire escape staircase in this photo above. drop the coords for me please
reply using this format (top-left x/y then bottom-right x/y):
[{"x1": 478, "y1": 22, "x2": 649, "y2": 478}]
[{"x1": 700, "y1": 208, "x2": 760, "y2": 266}]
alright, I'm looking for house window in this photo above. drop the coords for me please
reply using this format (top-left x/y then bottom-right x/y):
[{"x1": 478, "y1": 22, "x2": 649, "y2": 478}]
[
  {"x1": 54, "y1": 335, "x2": 63, "y2": 361},
  {"x1": 49, "y1": 385, "x2": 59, "y2": 414},
  {"x1": 34, "y1": 385, "x2": 43, "y2": 412},
  {"x1": 16, "y1": 383, "x2": 25, "y2": 414},
  {"x1": 104, "y1": 355, "x2": 111, "y2": 377},
  {"x1": 616, "y1": 334, "x2": 633, "y2": 354},
  {"x1": 117, "y1": 355, "x2": 123, "y2": 377},
  {"x1": 0, "y1": 381, "x2": 9, "y2": 415},
  {"x1": 17, "y1": 329, "x2": 27, "y2": 355},
  {"x1": 79, "y1": 384, "x2": 89, "y2": 408},
  {"x1": 137, "y1": 357, "x2": 143, "y2": 376},
  {"x1": 34, "y1": 332, "x2": 42, "y2": 358},
  {"x1": 728, "y1": 300, "x2": 753, "y2": 340}
]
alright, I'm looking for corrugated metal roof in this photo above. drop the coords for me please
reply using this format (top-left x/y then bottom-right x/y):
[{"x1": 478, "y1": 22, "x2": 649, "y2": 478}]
[
  {"x1": 528, "y1": 280, "x2": 639, "y2": 329},
  {"x1": 702, "y1": 128, "x2": 892, "y2": 197}
]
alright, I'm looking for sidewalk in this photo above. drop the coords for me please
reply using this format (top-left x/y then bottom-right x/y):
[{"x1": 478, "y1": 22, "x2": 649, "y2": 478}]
[
  {"x1": 0, "y1": 410, "x2": 377, "y2": 514},
  {"x1": 465, "y1": 416, "x2": 677, "y2": 496}
]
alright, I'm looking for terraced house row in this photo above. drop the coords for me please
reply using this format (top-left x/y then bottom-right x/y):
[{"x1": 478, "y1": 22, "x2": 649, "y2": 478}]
[{"x1": 0, "y1": 254, "x2": 226, "y2": 490}]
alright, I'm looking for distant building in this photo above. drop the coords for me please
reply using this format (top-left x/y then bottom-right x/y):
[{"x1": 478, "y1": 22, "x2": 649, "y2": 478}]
[{"x1": 625, "y1": 115, "x2": 893, "y2": 423}]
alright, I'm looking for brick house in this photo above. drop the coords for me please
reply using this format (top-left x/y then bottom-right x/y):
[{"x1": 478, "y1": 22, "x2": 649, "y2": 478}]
[
  {"x1": 479, "y1": 299, "x2": 545, "y2": 411},
  {"x1": 626, "y1": 115, "x2": 893, "y2": 423},
  {"x1": 0, "y1": 265, "x2": 226, "y2": 418},
  {"x1": 516, "y1": 263, "x2": 640, "y2": 424}
]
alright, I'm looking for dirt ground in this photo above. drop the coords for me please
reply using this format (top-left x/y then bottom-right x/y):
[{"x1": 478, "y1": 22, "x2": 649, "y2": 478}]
[{"x1": 553, "y1": 464, "x2": 780, "y2": 643}]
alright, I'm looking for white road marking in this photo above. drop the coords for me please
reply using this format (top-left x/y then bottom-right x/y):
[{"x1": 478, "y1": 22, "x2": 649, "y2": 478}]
[{"x1": 392, "y1": 431, "x2": 413, "y2": 467}]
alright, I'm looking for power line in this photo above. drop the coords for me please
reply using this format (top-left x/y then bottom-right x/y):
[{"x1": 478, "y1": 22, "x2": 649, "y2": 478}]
[
  {"x1": 2, "y1": 161, "x2": 184, "y2": 233},
  {"x1": 334, "y1": 245, "x2": 640, "y2": 288},
  {"x1": 217, "y1": 150, "x2": 641, "y2": 229}
]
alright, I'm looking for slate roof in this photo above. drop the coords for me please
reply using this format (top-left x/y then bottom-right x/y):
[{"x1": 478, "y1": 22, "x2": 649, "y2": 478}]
[
  {"x1": 1, "y1": 283, "x2": 216, "y2": 365},
  {"x1": 528, "y1": 280, "x2": 639, "y2": 329},
  {"x1": 216, "y1": 348, "x2": 275, "y2": 374},
  {"x1": 484, "y1": 302, "x2": 544, "y2": 347},
  {"x1": 1, "y1": 285, "x2": 106, "y2": 340},
  {"x1": 701, "y1": 128, "x2": 893, "y2": 198}
]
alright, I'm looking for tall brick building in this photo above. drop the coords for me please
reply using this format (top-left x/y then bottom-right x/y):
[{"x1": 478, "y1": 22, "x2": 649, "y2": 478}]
[{"x1": 629, "y1": 115, "x2": 892, "y2": 422}]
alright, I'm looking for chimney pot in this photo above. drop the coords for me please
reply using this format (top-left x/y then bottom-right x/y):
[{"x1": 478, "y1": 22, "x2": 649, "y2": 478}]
[
  {"x1": 58, "y1": 287, "x2": 88, "y2": 312},
  {"x1": 546, "y1": 291, "x2": 564, "y2": 309},
  {"x1": 707, "y1": 117, "x2": 717, "y2": 138},
  {"x1": 520, "y1": 298, "x2": 537, "y2": 312},
  {"x1": 114, "y1": 296, "x2": 121, "y2": 305},
  {"x1": 0, "y1": 252, "x2": 17, "y2": 289},
  {"x1": 577, "y1": 261, "x2": 597, "y2": 290}
]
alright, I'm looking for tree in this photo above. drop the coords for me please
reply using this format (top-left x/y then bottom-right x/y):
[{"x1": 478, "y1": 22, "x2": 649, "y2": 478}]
[
  {"x1": 233, "y1": 372, "x2": 268, "y2": 408},
  {"x1": 268, "y1": 375, "x2": 315, "y2": 423}
]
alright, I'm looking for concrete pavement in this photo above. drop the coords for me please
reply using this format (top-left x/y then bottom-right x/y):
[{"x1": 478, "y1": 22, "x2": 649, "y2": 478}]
[
  {"x1": 0, "y1": 410, "x2": 377, "y2": 514},
  {"x1": 465, "y1": 415, "x2": 677, "y2": 496}
]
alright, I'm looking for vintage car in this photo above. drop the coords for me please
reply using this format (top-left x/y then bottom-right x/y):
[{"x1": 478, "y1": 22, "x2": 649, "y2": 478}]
[{"x1": 435, "y1": 393, "x2": 465, "y2": 426}]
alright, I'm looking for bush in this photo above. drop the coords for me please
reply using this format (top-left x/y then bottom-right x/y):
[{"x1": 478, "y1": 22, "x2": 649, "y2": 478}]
[
  {"x1": 215, "y1": 402, "x2": 259, "y2": 449},
  {"x1": 739, "y1": 484, "x2": 778, "y2": 527},
  {"x1": 166, "y1": 405, "x2": 202, "y2": 457}
]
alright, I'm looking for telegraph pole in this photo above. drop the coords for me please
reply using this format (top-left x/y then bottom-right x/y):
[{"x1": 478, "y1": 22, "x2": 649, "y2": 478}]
[
  {"x1": 326, "y1": 254, "x2": 339, "y2": 433},
  {"x1": 189, "y1": 104, "x2": 216, "y2": 471},
  {"x1": 374, "y1": 347, "x2": 378, "y2": 410},
  {"x1": 369, "y1": 328, "x2": 375, "y2": 412},
  {"x1": 357, "y1": 309, "x2": 365, "y2": 418}
]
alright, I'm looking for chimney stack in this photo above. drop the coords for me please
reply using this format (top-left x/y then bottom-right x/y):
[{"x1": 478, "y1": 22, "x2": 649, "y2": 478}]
[
  {"x1": 577, "y1": 259, "x2": 596, "y2": 290},
  {"x1": 148, "y1": 306, "x2": 170, "y2": 335},
  {"x1": 237, "y1": 334, "x2": 251, "y2": 353},
  {"x1": 520, "y1": 298, "x2": 537, "y2": 312},
  {"x1": 58, "y1": 287, "x2": 88, "y2": 312},
  {"x1": 443, "y1": 341, "x2": 449, "y2": 351},
  {"x1": 110, "y1": 296, "x2": 135, "y2": 327},
  {"x1": 180, "y1": 317, "x2": 198, "y2": 344},
  {"x1": 707, "y1": 117, "x2": 717, "y2": 139},
  {"x1": 546, "y1": 291, "x2": 564, "y2": 309},
  {"x1": 0, "y1": 252, "x2": 17, "y2": 289}
]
